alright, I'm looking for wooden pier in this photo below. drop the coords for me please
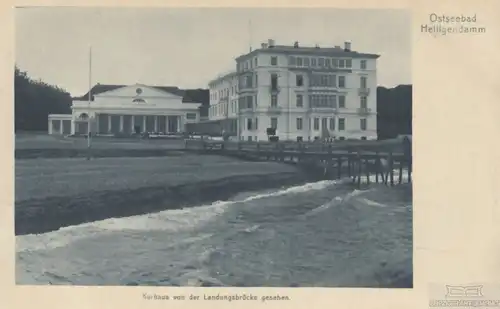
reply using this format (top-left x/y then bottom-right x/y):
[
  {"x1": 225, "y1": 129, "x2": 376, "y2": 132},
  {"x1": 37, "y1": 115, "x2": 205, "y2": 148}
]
[{"x1": 184, "y1": 137, "x2": 412, "y2": 188}]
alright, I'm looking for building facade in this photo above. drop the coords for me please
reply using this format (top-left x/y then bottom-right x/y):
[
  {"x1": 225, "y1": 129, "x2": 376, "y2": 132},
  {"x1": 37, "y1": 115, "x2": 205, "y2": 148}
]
[
  {"x1": 207, "y1": 72, "x2": 239, "y2": 135},
  {"x1": 48, "y1": 84, "x2": 208, "y2": 136},
  {"x1": 234, "y1": 40, "x2": 379, "y2": 141}
]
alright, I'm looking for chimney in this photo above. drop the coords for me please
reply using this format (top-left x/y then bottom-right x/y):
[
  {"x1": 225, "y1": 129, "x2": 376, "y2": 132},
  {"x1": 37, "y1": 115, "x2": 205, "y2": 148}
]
[
  {"x1": 294, "y1": 41, "x2": 299, "y2": 48},
  {"x1": 315, "y1": 44, "x2": 320, "y2": 49},
  {"x1": 268, "y1": 39, "x2": 275, "y2": 48},
  {"x1": 261, "y1": 42, "x2": 268, "y2": 48},
  {"x1": 344, "y1": 41, "x2": 351, "y2": 51}
]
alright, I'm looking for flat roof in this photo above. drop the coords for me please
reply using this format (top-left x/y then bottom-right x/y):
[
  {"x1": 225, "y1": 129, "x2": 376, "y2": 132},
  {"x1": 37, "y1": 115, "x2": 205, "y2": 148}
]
[{"x1": 235, "y1": 45, "x2": 380, "y2": 62}]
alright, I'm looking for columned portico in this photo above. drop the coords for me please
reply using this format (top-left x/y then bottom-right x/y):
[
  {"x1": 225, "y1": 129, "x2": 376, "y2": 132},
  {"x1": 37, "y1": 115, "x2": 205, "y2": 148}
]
[{"x1": 48, "y1": 84, "x2": 205, "y2": 136}]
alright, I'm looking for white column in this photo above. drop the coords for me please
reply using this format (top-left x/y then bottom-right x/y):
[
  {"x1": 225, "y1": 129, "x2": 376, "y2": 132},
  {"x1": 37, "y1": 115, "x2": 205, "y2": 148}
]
[
  {"x1": 177, "y1": 116, "x2": 181, "y2": 132},
  {"x1": 120, "y1": 115, "x2": 124, "y2": 132},
  {"x1": 166, "y1": 116, "x2": 170, "y2": 133},
  {"x1": 108, "y1": 115, "x2": 112, "y2": 133},
  {"x1": 131, "y1": 115, "x2": 135, "y2": 132},
  {"x1": 142, "y1": 116, "x2": 146, "y2": 133},
  {"x1": 154, "y1": 116, "x2": 158, "y2": 132},
  {"x1": 71, "y1": 120, "x2": 75, "y2": 135},
  {"x1": 48, "y1": 119, "x2": 52, "y2": 134},
  {"x1": 59, "y1": 120, "x2": 63, "y2": 135}
]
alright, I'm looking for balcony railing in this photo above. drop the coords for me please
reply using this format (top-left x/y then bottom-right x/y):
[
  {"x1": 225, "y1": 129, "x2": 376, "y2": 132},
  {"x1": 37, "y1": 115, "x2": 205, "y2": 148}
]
[
  {"x1": 357, "y1": 107, "x2": 371, "y2": 115},
  {"x1": 270, "y1": 85, "x2": 280, "y2": 93},
  {"x1": 267, "y1": 106, "x2": 282, "y2": 114},
  {"x1": 358, "y1": 88, "x2": 370, "y2": 95}
]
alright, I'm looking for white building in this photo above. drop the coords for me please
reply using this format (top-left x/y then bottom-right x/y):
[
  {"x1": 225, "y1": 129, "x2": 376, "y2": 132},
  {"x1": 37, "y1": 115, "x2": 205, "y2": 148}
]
[
  {"x1": 234, "y1": 39, "x2": 379, "y2": 141},
  {"x1": 207, "y1": 72, "x2": 239, "y2": 134},
  {"x1": 48, "y1": 83, "x2": 208, "y2": 136}
]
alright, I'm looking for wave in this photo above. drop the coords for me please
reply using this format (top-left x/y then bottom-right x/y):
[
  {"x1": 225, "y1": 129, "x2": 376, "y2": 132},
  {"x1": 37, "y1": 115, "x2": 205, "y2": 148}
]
[
  {"x1": 16, "y1": 179, "x2": 338, "y2": 253},
  {"x1": 303, "y1": 188, "x2": 370, "y2": 217}
]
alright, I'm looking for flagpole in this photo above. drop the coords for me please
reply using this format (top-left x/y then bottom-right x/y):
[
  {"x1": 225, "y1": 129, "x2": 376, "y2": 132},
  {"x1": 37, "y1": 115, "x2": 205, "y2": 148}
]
[
  {"x1": 248, "y1": 19, "x2": 252, "y2": 52},
  {"x1": 87, "y1": 46, "x2": 92, "y2": 160}
]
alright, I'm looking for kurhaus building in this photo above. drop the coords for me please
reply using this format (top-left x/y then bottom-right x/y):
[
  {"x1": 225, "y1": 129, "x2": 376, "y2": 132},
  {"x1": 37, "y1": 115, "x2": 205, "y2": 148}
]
[
  {"x1": 207, "y1": 39, "x2": 380, "y2": 141},
  {"x1": 48, "y1": 84, "x2": 209, "y2": 136}
]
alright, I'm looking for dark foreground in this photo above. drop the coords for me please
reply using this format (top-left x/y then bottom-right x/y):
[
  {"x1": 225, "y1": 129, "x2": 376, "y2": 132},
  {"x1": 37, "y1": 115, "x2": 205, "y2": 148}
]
[{"x1": 15, "y1": 154, "x2": 325, "y2": 235}]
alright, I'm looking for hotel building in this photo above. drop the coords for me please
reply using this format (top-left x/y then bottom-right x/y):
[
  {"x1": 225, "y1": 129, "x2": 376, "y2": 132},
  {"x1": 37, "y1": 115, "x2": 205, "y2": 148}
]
[{"x1": 230, "y1": 39, "x2": 379, "y2": 141}]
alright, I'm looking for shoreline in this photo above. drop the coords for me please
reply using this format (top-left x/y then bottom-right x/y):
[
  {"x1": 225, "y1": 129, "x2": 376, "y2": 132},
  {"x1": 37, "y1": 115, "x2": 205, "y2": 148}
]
[{"x1": 15, "y1": 169, "x2": 325, "y2": 236}]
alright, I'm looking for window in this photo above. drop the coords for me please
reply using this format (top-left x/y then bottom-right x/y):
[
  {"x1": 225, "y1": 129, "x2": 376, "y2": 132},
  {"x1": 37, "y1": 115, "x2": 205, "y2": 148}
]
[
  {"x1": 289, "y1": 56, "x2": 296, "y2": 65},
  {"x1": 296, "y1": 117, "x2": 303, "y2": 130},
  {"x1": 246, "y1": 96, "x2": 253, "y2": 109},
  {"x1": 346, "y1": 59, "x2": 352, "y2": 68},
  {"x1": 297, "y1": 57, "x2": 303, "y2": 66},
  {"x1": 361, "y1": 60, "x2": 367, "y2": 70},
  {"x1": 338, "y1": 118, "x2": 345, "y2": 131},
  {"x1": 338, "y1": 95, "x2": 346, "y2": 108},
  {"x1": 296, "y1": 75, "x2": 304, "y2": 87},
  {"x1": 329, "y1": 75, "x2": 337, "y2": 87},
  {"x1": 332, "y1": 59, "x2": 338, "y2": 68},
  {"x1": 255, "y1": 57, "x2": 258, "y2": 67},
  {"x1": 255, "y1": 118, "x2": 259, "y2": 130},
  {"x1": 296, "y1": 94, "x2": 303, "y2": 107},
  {"x1": 360, "y1": 96, "x2": 367, "y2": 108},
  {"x1": 246, "y1": 75, "x2": 253, "y2": 88},
  {"x1": 318, "y1": 58, "x2": 325, "y2": 67},
  {"x1": 360, "y1": 76, "x2": 367, "y2": 88},
  {"x1": 247, "y1": 118, "x2": 253, "y2": 130},
  {"x1": 271, "y1": 56, "x2": 278, "y2": 66},
  {"x1": 271, "y1": 74, "x2": 278, "y2": 89},
  {"x1": 311, "y1": 58, "x2": 317, "y2": 66},
  {"x1": 248, "y1": 136, "x2": 253, "y2": 141},
  {"x1": 338, "y1": 59, "x2": 345, "y2": 68},
  {"x1": 255, "y1": 73, "x2": 258, "y2": 87},
  {"x1": 271, "y1": 117, "x2": 278, "y2": 129},
  {"x1": 339, "y1": 136, "x2": 345, "y2": 141},
  {"x1": 329, "y1": 118, "x2": 335, "y2": 130},
  {"x1": 361, "y1": 136, "x2": 367, "y2": 140},
  {"x1": 314, "y1": 118, "x2": 320, "y2": 131},
  {"x1": 304, "y1": 58, "x2": 310, "y2": 67},
  {"x1": 271, "y1": 95, "x2": 278, "y2": 107},
  {"x1": 186, "y1": 113, "x2": 197, "y2": 120},
  {"x1": 338, "y1": 76, "x2": 346, "y2": 88},
  {"x1": 320, "y1": 75, "x2": 328, "y2": 86},
  {"x1": 321, "y1": 118, "x2": 328, "y2": 130},
  {"x1": 325, "y1": 58, "x2": 331, "y2": 67},
  {"x1": 297, "y1": 136, "x2": 303, "y2": 142},
  {"x1": 329, "y1": 95, "x2": 337, "y2": 107},
  {"x1": 360, "y1": 118, "x2": 367, "y2": 131}
]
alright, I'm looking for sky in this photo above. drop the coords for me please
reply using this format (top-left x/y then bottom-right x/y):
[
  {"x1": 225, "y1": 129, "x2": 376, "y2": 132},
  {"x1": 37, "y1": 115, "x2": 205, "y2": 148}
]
[{"x1": 16, "y1": 7, "x2": 411, "y2": 97}]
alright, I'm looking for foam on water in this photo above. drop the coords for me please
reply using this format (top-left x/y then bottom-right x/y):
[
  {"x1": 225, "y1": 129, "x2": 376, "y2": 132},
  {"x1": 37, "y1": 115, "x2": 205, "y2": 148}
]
[
  {"x1": 304, "y1": 188, "x2": 370, "y2": 217},
  {"x1": 16, "y1": 179, "x2": 338, "y2": 253}
]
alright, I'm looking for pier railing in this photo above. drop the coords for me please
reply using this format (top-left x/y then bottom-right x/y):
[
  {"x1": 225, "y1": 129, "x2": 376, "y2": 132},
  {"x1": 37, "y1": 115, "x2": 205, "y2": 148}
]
[{"x1": 184, "y1": 137, "x2": 412, "y2": 187}]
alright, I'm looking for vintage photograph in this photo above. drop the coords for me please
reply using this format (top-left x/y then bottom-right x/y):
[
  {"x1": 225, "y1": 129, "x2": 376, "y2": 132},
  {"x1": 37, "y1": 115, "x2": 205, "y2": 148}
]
[{"x1": 15, "y1": 7, "x2": 412, "y2": 287}]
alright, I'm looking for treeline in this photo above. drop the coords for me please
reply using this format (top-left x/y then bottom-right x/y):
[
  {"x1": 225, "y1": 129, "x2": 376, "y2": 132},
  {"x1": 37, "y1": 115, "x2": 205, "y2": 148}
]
[
  {"x1": 377, "y1": 84, "x2": 412, "y2": 140},
  {"x1": 15, "y1": 66, "x2": 72, "y2": 132}
]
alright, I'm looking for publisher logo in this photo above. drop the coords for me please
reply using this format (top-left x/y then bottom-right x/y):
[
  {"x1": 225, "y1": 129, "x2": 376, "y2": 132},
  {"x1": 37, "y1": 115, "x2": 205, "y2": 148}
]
[{"x1": 429, "y1": 284, "x2": 500, "y2": 308}]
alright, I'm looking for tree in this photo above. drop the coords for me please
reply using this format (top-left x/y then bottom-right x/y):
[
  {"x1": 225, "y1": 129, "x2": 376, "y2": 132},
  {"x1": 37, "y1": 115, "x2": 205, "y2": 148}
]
[
  {"x1": 376, "y1": 85, "x2": 412, "y2": 140},
  {"x1": 15, "y1": 66, "x2": 72, "y2": 132}
]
